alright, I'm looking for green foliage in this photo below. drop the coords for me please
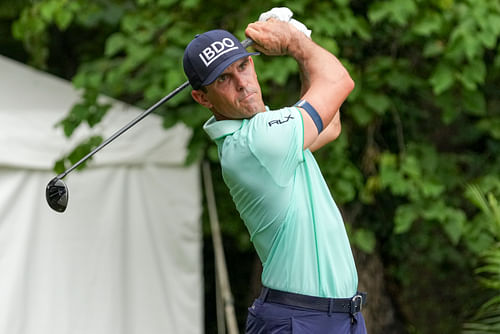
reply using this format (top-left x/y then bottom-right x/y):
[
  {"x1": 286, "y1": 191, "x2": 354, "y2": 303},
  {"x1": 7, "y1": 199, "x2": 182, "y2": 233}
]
[
  {"x1": 11, "y1": 0, "x2": 86, "y2": 68},
  {"x1": 318, "y1": 132, "x2": 364, "y2": 204},
  {"x1": 58, "y1": 89, "x2": 111, "y2": 137},
  {"x1": 368, "y1": 0, "x2": 418, "y2": 26},
  {"x1": 350, "y1": 226, "x2": 377, "y2": 254},
  {"x1": 7, "y1": 0, "x2": 500, "y2": 332},
  {"x1": 462, "y1": 185, "x2": 500, "y2": 333},
  {"x1": 54, "y1": 135, "x2": 103, "y2": 174}
]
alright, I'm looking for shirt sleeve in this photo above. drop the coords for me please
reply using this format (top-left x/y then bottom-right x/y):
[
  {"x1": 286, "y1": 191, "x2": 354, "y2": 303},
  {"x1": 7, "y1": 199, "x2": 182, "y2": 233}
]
[{"x1": 247, "y1": 107, "x2": 305, "y2": 185}]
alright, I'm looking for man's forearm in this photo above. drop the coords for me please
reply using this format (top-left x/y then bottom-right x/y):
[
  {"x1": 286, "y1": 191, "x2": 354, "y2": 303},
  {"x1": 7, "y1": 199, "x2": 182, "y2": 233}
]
[
  {"x1": 286, "y1": 31, "x2": 353, "y2": 124},
  {"x1": 309, "y1": 110, "x2": 341, "y2": 152},
  {"x1": 245, "y1": 19, "x2": 354, "y2": 149}
]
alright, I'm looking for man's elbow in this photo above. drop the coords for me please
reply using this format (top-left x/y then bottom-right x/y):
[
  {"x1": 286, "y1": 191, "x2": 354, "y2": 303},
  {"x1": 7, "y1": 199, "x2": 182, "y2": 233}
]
[
  {"x1": 329, "y1": 72, "x2": 354, "y2": 105},
  {"x1": 344, "y1": 74, "x2": 355, "y2": 95},
  {"x1": 331, "y1": 120, "x2": 342, "y2": 141}
]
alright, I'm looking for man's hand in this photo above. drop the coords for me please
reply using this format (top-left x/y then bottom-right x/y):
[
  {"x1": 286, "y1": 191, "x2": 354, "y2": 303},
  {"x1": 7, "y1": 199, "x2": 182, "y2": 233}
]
[
  {"x1": 245, "y1": 19, "x2": 302, "y2": 56},
  {"x1": 258, "y1": 7, "x2": 312, "y2": 38}
]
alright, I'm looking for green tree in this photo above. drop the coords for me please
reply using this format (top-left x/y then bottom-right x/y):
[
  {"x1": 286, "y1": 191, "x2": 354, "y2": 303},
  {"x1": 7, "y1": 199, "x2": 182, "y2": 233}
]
[
  {"x1": 5, "y1": 0, "x2": 500, "y2": 332},
  {"x1": 462, "y1": 184, "x2": 500, "y2": 334}
]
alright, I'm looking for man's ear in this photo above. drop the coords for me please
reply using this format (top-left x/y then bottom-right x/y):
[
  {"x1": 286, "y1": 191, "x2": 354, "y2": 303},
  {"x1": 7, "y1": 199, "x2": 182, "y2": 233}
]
[{"x1": 191, "y1": 89, "x2": 213, "y2": 109}]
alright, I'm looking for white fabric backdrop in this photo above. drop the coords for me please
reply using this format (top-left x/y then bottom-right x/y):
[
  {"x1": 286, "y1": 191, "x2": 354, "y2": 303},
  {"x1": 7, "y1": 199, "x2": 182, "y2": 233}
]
[{"x1": 0, "y1": 55, "x2": 203, "y2": 334}]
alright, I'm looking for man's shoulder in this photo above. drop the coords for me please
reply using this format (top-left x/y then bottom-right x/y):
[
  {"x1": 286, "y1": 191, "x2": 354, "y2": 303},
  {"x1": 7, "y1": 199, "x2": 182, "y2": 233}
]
[
  {"x1": 242, "y1": 107, "x2": 304, "y2": 161},
  {"x1": 203, "y1": 116, "x2": 244, "y2": 141},
  {"x1": 247, "y1": 106, "x2": 301, "y2": 130}
]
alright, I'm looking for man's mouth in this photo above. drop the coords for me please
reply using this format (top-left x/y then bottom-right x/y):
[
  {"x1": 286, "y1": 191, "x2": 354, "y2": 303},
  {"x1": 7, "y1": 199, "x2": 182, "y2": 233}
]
[{"x1": 240, "y1": 92, "x2": 255, "y2": 102}]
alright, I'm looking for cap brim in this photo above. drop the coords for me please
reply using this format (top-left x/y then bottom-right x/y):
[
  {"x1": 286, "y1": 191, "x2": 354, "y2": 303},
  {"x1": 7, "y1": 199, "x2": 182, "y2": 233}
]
[{"x1": 201, "y1": 51, "x2": 259, "y2": 87}]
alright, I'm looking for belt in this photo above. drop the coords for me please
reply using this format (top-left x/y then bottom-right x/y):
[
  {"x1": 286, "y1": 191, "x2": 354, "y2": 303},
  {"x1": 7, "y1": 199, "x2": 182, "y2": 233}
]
[{"x1": 259, "y1": 287, "x2": 367, "y2": 315}]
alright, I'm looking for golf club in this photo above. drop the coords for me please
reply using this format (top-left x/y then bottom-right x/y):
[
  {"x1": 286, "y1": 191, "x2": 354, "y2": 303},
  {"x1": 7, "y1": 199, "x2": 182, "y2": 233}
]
[{"x1": 46, "y1": 38, "x2": 254, "y2": 213}]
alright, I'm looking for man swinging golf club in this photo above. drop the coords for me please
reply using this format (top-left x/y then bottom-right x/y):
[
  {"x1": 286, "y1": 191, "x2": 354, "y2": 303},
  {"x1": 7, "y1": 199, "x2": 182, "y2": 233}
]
[{"x1": 183, "y1": 8, "x2": 367, "y2": 333}]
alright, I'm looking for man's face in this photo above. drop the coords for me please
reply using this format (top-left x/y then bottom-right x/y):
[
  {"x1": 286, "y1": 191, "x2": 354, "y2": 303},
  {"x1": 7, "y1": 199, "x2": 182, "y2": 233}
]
[{"x1": 192, "y1": 56, "x2": 265, "y2": 120}]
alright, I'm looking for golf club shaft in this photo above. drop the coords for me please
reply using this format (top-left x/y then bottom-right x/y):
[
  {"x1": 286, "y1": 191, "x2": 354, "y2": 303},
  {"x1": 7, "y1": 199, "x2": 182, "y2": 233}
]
[
  {"x1": 56, "y1": 38, "x2": 254, "y2": 180},
  {"x1": 57, "y1": 80, "x2": 189, "y2": 179},
  {"x1": 241, "y1": 38, "x2": 253, "y2": 48}
]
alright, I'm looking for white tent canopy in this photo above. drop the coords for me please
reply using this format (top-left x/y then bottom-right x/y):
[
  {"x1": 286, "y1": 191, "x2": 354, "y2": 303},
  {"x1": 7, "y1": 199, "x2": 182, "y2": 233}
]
[{"x1": 0, "y1": 55, "x2": 203, "y2": 334}]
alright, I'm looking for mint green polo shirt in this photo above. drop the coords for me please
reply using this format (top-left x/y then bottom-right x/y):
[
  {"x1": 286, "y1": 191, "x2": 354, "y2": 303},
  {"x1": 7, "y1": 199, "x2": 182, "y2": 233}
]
[{"x1": 204, "y1": 107, "x2": 358, "y2": 298}]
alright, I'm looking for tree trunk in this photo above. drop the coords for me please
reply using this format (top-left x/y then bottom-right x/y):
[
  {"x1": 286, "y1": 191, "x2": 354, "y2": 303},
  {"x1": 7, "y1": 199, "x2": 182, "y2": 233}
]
[{"x1": 353, "y1": 248, "x2": 406, "y2": 334}]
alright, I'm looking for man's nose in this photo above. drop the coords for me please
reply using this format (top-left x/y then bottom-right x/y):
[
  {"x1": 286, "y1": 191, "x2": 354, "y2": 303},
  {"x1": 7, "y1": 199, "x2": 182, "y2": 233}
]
[{"x1": 234, "y1": 73, "x2": 248, "y2": 90}]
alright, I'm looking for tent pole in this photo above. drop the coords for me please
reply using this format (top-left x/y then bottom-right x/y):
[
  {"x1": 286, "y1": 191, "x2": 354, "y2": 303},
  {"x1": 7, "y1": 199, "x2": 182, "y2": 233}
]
[
  {"x1": 202, "y1": 160, "x2": 240, "y2": 334},
  {"x1": 215, "y1": 269, "x2": 226, "y2": 334}
]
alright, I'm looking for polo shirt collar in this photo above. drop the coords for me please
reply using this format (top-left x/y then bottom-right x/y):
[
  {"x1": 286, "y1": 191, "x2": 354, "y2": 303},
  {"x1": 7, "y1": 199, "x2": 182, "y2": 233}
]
[{"x1": 203, "y1": 116, "x2": 243, "y2": 140}]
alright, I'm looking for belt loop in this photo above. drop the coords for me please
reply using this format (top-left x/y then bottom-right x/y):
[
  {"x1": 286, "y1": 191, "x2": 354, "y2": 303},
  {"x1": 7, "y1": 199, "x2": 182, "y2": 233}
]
[
  {"x1": 261, "y1": 287, "x2": 270, "y2": 302},
  {"x1": 327, "y1": 298, "x2": 333, "y2": 317}
]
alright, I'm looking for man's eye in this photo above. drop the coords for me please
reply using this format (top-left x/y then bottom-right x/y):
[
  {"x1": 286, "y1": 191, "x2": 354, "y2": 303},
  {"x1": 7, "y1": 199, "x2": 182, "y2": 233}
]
[
  {"x1": 239, "y1": 61, "x2": 248, "y2": 70},
  {"x1": 217, "y1": 75, "x2": 227, "y2": 82}
]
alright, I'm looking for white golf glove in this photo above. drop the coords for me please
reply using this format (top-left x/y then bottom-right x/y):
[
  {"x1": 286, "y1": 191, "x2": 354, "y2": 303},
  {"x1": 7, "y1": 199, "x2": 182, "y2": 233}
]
[{"x1": 258, "y1": 7, "x2": 312, "y2": 38}]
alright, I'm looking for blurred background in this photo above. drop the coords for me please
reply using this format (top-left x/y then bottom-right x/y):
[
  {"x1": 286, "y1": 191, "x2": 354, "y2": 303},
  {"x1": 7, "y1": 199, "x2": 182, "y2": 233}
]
[{"x1": 1, "y1": 0, "x2": 500, "y2": 333}]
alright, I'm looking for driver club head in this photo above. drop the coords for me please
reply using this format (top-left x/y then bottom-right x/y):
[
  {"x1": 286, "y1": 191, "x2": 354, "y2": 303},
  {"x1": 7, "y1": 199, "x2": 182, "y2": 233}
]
[{"x1": 46, "y1": 177, "x2": 69, "y2": 212}]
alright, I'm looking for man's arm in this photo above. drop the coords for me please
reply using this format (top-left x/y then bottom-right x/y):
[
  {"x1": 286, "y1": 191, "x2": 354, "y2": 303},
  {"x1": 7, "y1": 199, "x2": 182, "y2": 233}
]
[
  {"x1": 245, "y1": 19, "x2": 354, "y2": 150},
  {"x1": 309, "y1": 110, "x2": 341, "y2": 152}
]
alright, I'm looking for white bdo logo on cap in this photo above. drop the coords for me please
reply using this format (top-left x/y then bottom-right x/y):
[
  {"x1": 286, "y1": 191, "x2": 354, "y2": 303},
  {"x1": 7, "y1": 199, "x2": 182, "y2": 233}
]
[{"x1": 199, "y1": 38, "x2": 238, "y2": 67}]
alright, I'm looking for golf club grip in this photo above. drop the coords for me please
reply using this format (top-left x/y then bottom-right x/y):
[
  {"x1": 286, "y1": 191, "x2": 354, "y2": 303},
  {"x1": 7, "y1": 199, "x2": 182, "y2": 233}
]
[
  {"x1": 241, "y1": 38, "x2": 254, "y2": 48},
  {"x1": 56, "y1": 37, "x2": 255, "y2": 180}
]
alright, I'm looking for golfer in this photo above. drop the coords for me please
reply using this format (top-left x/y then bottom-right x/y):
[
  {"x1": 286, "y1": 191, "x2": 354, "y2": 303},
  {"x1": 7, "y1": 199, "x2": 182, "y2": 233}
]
[{"x1": 183, "y1": 15, "x2": 367, "y2": 334}]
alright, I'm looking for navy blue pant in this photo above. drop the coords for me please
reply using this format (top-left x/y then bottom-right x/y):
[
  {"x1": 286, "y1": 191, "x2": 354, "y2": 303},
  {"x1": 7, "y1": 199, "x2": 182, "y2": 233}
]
[{"x1": 245, "y1": 298, "x2": 367, "y2": 334}]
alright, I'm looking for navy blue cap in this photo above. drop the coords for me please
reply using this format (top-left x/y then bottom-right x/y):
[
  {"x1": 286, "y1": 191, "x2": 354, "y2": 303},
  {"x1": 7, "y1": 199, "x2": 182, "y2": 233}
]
[{"x1": 183, "y1": 29, "x2": 259, "y2": 90}]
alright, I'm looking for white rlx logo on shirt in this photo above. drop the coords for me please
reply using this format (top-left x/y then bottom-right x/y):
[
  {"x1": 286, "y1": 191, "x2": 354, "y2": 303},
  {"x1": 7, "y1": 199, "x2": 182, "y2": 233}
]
[{"x1": 199, "y1": 38, "x2": 238, "y2": 67}]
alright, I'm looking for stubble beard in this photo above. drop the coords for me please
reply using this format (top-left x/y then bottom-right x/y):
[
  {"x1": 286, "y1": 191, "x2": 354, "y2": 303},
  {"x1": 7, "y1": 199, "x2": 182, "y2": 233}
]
[{"x1": 239, "y1": 89, "x2": 265, "y2": 117}]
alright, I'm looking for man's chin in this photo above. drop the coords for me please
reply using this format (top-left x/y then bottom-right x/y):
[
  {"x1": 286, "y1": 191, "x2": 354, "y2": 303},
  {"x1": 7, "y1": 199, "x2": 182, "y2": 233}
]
[
  {"x1": 242, "y1": 99, "x2": 265, "y2": 112},
  {"x1": 245, "y1": 105, "x2": 266, "y2": 118}
]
